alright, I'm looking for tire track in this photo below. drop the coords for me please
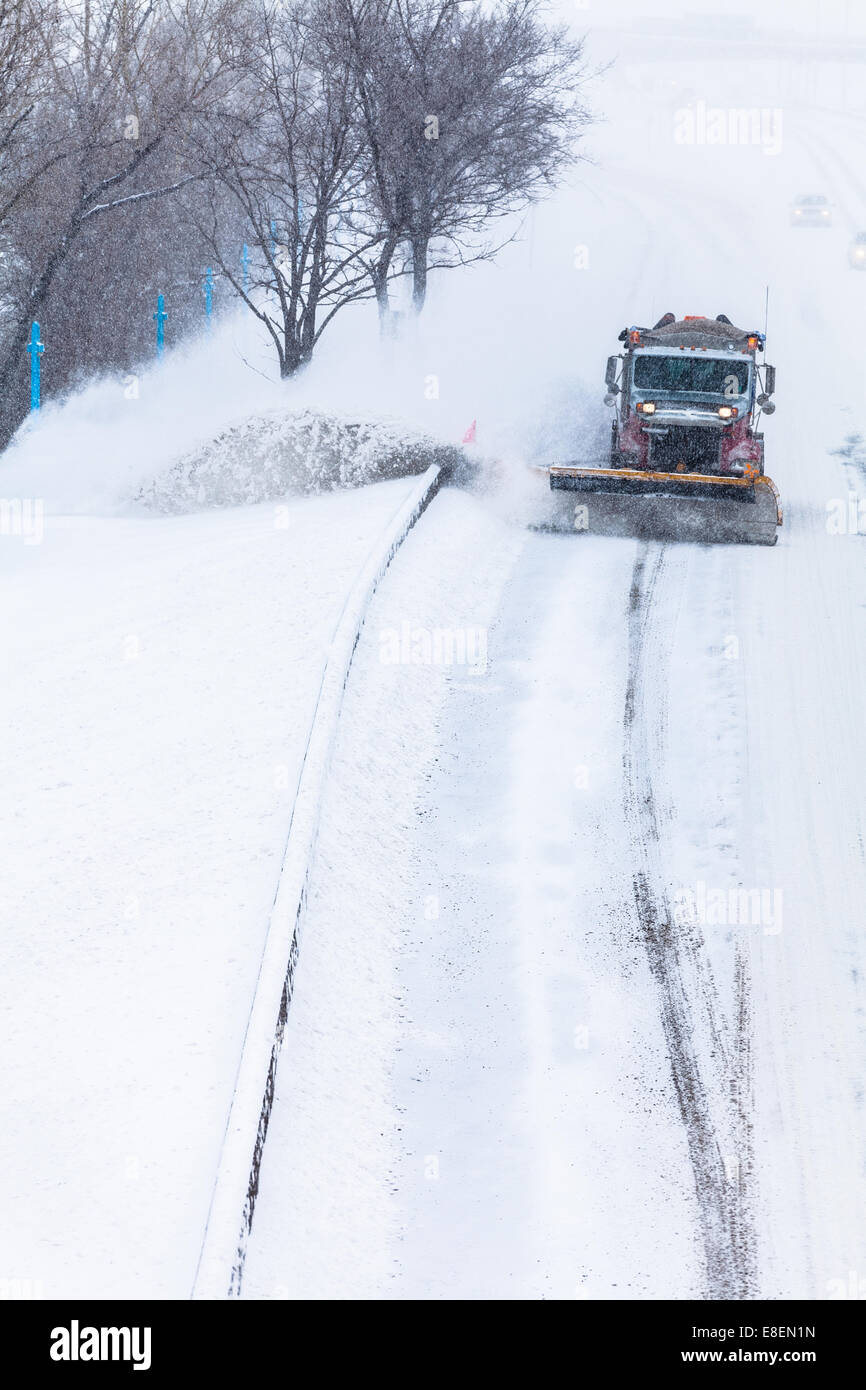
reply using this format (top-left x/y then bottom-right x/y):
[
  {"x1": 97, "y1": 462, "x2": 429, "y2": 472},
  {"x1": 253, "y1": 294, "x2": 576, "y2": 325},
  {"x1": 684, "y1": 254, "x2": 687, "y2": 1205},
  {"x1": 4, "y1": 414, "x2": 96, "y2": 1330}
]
[{"x1": 623, "y1": 541, "x2": 757, "y2": 1298}]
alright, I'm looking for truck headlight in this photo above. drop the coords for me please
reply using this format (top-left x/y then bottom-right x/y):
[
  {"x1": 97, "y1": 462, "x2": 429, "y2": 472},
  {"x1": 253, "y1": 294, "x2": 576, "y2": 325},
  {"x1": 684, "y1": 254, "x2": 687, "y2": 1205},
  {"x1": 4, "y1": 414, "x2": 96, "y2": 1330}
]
[
  {"x1": 636, "y1": 401, "x2": 656, "y2": 414},
  {"x1": 718, "y1": 406, "x2": 738, "y2": 419}
]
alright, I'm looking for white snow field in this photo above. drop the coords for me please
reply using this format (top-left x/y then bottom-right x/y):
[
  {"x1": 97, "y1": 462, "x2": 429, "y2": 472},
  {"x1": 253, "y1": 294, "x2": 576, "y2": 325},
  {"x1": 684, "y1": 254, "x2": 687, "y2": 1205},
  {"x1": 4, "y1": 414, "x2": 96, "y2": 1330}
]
[
  {"x1": 4, "y1": 2, "x2": 866, "y2": 1303},
  {"x1": 0, "y1": 480, "x2": 426, "y2": 1298},
  {"x1": 241, "y1": 24, "x2": 866, "y2": 1299}
]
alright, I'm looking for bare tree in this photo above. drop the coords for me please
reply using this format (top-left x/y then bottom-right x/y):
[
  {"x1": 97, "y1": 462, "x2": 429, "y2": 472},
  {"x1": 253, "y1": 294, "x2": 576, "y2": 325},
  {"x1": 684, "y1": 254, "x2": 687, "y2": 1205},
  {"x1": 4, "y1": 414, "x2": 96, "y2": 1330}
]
[
  {"x1": 0, "y1": 1, "x2": 61, "y2": 222},
  {"x1": 0, "y1": 0, "x2": 594, "y2": 428},
  {"x1": 0, "y1": 0, "x2": 237, "y2": 439},
  {"x1": 0, "y1": 1, "x2": 59, "y2": 364},
  {"x1": 195, "y1": 0, "x2": 388, "y2": 377},
  {"x1": 321, "y1": 0, "x2": 412, "y2": 331},
  {"x1": 336, "y1": 0, "x2": 592, "y2": 318}
]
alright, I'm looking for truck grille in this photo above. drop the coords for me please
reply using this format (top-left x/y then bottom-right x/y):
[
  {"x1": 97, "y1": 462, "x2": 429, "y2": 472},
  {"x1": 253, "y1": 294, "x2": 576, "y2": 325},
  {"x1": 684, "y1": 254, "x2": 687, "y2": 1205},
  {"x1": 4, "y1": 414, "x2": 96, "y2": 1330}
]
[{"x1": 648, "y1": 424, "x2": 722, "y2": 474}]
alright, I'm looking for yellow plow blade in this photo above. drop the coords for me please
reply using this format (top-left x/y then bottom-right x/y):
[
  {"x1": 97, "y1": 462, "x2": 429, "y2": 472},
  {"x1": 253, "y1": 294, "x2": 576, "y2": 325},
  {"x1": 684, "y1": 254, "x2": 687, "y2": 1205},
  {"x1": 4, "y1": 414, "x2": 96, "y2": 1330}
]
[{"x1": 544, "y1": 466, "x2": 782, "y2": 545}]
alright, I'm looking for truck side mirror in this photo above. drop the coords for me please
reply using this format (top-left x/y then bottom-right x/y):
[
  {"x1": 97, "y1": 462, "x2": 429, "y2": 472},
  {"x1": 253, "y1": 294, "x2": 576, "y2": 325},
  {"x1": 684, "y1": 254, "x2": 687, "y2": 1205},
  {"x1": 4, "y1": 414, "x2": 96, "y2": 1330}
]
[
  {"x1": 605, "y1": 355, "x2": 620, "y2": 392},
  {"x1": 764, "y1": 364, "x2": 776, "y2": 396}
]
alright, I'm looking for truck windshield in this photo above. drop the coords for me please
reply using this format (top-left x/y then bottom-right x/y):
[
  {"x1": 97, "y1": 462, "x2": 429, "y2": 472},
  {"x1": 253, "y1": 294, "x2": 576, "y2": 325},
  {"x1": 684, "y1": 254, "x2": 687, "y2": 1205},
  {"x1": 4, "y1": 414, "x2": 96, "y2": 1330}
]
[{"x1": 633, "y1": 355, "x2": 750, "y2": 397}]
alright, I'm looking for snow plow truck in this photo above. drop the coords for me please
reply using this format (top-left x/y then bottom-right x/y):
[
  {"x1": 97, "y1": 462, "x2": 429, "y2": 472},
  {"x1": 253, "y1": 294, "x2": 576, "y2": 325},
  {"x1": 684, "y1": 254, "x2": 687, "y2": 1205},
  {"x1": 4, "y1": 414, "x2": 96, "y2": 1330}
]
[{"x1": 548, "y1": 313, "x2": 781, "y2": 545}]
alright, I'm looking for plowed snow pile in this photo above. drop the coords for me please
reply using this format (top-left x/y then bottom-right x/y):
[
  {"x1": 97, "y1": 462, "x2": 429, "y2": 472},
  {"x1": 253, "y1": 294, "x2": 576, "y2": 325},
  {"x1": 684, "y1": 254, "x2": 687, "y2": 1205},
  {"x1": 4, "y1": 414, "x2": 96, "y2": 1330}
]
[{"x1": 138, "y1": 408, "x2": 464, "y2": 513}]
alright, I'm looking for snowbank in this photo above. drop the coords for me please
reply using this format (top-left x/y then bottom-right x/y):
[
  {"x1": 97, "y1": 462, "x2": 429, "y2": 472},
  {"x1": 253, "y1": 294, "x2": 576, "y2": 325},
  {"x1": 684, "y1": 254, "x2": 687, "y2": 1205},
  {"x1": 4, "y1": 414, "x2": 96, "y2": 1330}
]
[
  {"x1": 139, "y1": 408, "x2": 464, "y2": 513},
  {"x1": 0, "y1": 479, "x2": 422, "y2": 1299}
]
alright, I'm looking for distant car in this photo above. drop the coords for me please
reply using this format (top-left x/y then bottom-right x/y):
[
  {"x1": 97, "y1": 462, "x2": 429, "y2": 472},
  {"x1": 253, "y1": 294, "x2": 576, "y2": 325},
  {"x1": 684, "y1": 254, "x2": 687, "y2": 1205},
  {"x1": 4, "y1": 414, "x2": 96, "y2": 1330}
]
[
  {"x1": 849, "y1": 232, "x2": 866, "y2": 268},
  {"x1": 791, "y1": 194, "x2": 832, "y2": 227}
]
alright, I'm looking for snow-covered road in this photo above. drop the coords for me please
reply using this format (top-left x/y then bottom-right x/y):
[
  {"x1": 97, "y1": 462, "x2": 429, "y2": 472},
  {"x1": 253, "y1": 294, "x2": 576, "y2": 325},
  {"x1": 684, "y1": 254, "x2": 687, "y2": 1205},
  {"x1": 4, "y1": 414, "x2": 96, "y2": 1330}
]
[
  {"x1": 4, "y1": 20, "x2": 866, "y2": 1305},
  {"x1": 242, "y1": 59, "x2": 866, "y2": 1299}
]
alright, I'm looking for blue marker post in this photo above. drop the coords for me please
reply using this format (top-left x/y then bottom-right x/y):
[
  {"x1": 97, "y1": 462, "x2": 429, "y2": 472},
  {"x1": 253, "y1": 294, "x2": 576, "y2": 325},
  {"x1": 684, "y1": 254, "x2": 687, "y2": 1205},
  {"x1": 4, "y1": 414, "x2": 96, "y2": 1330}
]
[
  {"x1": 204, "y1": 266, "x2": 214, "y2": 328},
  {"x1": 27, "y1": 322, "x2": 45, "y2": 412},
  {"x1": 153, "y1": 293, "x2": 167, "y2": 357},
  {"x1": 242, "y1": 243, "x2": 250, "y2": 293}
]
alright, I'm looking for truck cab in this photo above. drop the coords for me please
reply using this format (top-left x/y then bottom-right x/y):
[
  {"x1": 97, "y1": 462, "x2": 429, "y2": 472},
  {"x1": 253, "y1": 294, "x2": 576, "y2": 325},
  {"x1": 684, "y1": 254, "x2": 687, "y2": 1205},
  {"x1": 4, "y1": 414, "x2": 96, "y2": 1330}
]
[{"x1": 605, "y1": 315, "x2": 775, "y2": 478}]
